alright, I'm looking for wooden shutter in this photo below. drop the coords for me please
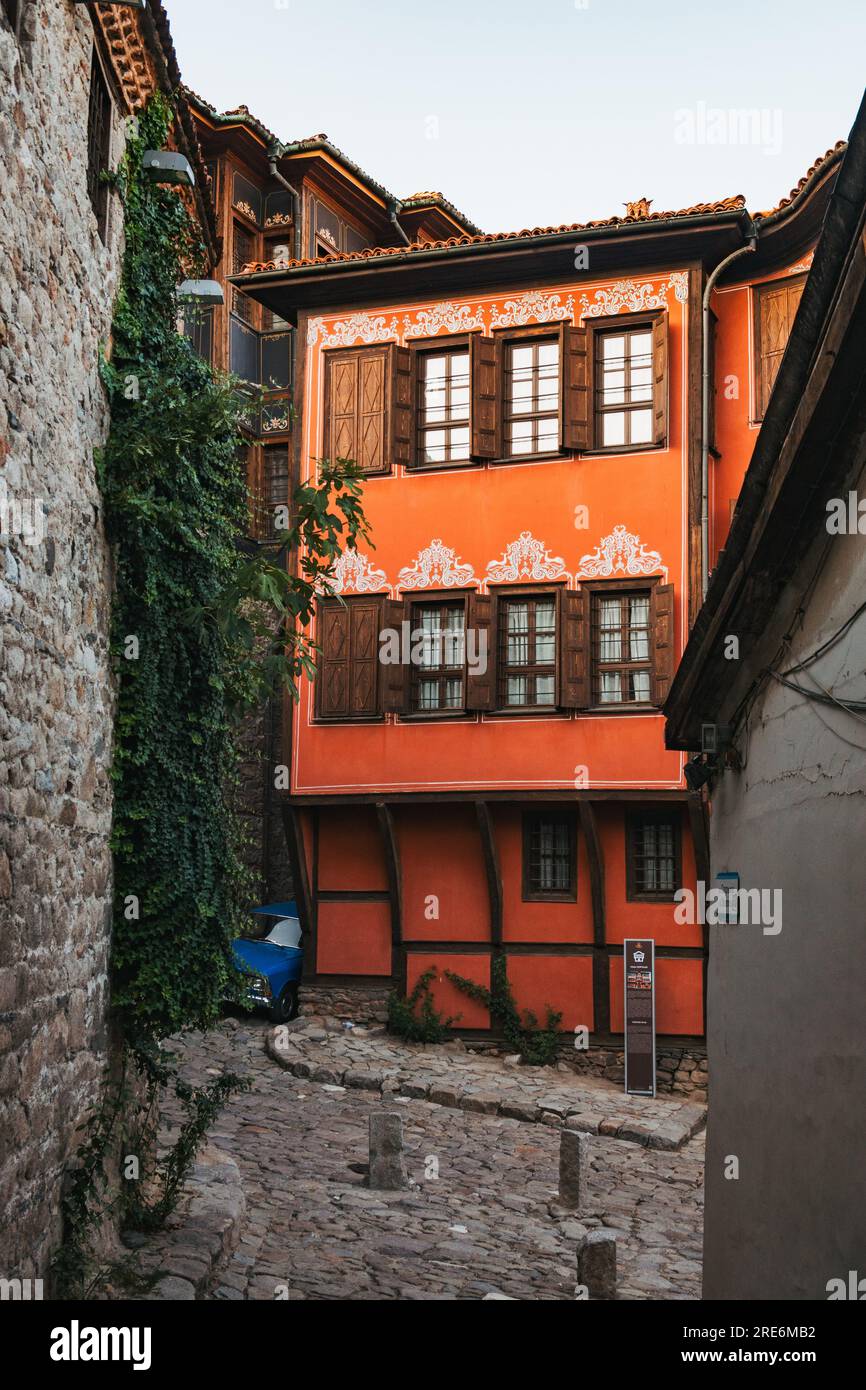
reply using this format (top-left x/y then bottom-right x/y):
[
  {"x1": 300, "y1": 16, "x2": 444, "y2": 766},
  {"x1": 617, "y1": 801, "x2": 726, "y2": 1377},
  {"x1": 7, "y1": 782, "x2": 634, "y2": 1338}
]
[
  {"x1": 324, "y1": 349, "x2": 358, "y2": 465},
  {"x1": 324, "y1": 347, "x2": 390, "y2": 475},
  {"x1": 317, "y1": 602, "x2": 351, "y2": 717},
  {"x1": 756, "y1": 277, "x2": 805, "y2": 418},
  {"x1": 389, "y1": 345, "x2": 415, "y2": 469},
  {"x1": 469, "y1": 334, "x2": 501, "y2": 459},
  {"x1": 560, "y1": 325, "x2": 590, "y2": 452},
  {"x1": 650, "y1": 582, "x2": 675, "y2": 707},
  {"x1": 349, "y1": 600, "x2": 380, "y2": 715},
  {"x1": 357, "y1": 348, "x2": 388, "y2": 474},
  {"x1": 466, "y1": 592, "x2": 495, "y2": 711},
  {"x1": 559, "y1": 588, "x2": 590, "y2": 708},
  {"x1": 381, "y1": 597, "x2": 407, "y2": 713},
  {"x1": 652, "y1": 312, "x2": 668, "y2": 446}
]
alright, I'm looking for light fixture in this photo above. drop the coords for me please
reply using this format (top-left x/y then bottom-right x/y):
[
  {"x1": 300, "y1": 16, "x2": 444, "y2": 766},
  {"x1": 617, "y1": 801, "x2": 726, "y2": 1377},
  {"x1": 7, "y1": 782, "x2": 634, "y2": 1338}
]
[
  {"x1": 683, "y1": 755, "x2": 715, "y2": 792},
  {"x1": 178, "y1": 280, "x2": 224, "y2": 306},
  {"x1": 142, "y1": 150, "x2": 195, "y2": 188}
]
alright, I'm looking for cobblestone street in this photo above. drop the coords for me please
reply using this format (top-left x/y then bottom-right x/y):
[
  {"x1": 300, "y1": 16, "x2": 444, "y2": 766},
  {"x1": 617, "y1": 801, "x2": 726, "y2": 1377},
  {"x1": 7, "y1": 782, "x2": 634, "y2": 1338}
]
[{"x1": 155, "y1": 1018, "x2": 705, "y2": 1301}]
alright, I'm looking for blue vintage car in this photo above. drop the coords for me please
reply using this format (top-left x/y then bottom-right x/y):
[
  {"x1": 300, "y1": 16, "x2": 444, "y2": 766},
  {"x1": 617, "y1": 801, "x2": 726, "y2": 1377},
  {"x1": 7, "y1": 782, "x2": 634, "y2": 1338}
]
[{"x1": 232, "y1": 901, "x2": 304, "y2": 1023}]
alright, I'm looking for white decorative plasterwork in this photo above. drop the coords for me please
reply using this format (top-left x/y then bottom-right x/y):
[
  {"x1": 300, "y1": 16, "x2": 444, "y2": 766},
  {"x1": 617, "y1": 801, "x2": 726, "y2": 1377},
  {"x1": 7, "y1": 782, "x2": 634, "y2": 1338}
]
[
  {"x1": 578, "y1": 274, "x2": 688, "y2": 320},
  {"x1": 397, "y1": 539, "x2": 477, "y2": 591},
  {"x1": 577, "y1": 524, "x2": 663, "y2": 578},
  {"x1": 321, "y1": 549, "x2": 389, "y2": 595},
  {"x1": 489, "y1": 291, "x2": 574, "y2": 330},
  {"x1": 403, "y1": 302, "x2": 486, "y2": 339},
  {"x1": 307, "y1": 311, "x2": 399, "y2": 348},
  {"x1": 786, "y1": 251, "x2": 814, "y2": 275},
  {"x1": 486, "y1": 531, "x2": 568, "y2": 584}
]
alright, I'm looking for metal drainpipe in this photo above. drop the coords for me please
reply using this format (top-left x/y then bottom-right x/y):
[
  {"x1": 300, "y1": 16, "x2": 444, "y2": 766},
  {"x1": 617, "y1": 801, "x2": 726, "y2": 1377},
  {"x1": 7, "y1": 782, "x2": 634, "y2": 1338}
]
[
  {"x1": 389, "y1": 200, "x2": 411, "y2": 246},
  {"x1": 701, "y1": 223, "x2": 758, "y2": 597},
  {"x1": 268, "y1": 156, "x2": 302, "y2": 261}
]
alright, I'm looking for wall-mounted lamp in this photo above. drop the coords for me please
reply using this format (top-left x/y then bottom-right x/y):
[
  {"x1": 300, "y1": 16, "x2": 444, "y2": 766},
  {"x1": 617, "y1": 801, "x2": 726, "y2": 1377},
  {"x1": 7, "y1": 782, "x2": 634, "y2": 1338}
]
[
  {"x1": 684, "y1": 755, "x2": 716, "y2": 792},
  {"x1": 142, "y1": 151, "x2": 195, "y2": 187},
  {"x1": 178, "y1": 281, "x2": 224, "y2": 306}
]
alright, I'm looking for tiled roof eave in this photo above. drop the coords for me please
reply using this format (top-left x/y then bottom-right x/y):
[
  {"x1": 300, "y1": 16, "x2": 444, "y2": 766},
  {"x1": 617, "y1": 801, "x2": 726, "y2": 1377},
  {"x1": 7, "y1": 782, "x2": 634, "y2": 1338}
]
[{"x1": 234, "y1": 202, "x2": 750, "y2": 280}]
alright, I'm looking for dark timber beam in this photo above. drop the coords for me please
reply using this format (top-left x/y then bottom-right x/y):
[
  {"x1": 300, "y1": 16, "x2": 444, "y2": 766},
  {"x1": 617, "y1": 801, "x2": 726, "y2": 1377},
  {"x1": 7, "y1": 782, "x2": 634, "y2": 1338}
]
[
  {"x1": 281, "y1": 803, "x2": 315, "y2": 941},
  {"x1": 376, "y1": 801, "x2": 403, "y2": 988},
  {"x1": 686, "y1": 791, "x2": 712, "y2": 1035},
  {"x1": 474, "y1": 800, "x2": 503, "y2": 948},
  {"x1": 579, "y1": 800, "x2": 610, "y2": 1036}
]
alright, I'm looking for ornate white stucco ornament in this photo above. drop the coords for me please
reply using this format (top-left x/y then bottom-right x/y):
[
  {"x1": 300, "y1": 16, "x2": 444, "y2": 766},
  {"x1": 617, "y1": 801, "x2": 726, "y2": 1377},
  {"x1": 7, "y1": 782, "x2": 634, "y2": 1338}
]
[
  {"x1": 397, "y1": 539, "x2": 477, "y2": 590},
  {"x1": 403, "y1": 302, "x2": 486, "y2": 338},
  {"x1": 577, "y1": 273, "x2": 688, "y2": 319},
  {"x1": 577, "y1": 524, "x2": 663, "y2": 578},
  {"x1": 308, "y1": 312, "x2": 399, "y2": 348},
  {"x1": 489, "y1": 291, "x2": 574, "y2": 330},
  {"x1": 323, "y1": 549, "x2": 389, "y2": 595},
  {"x1": 486, "y1": 531, "x2": 569, "y2": 583}
]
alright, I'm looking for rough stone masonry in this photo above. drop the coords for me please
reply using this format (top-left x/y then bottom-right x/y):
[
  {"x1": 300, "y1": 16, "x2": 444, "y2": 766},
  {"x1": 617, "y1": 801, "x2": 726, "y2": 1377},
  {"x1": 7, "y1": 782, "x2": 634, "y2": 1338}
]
[{"x1": 0, "y1": 3, "x2": 128, "y2": 1278}]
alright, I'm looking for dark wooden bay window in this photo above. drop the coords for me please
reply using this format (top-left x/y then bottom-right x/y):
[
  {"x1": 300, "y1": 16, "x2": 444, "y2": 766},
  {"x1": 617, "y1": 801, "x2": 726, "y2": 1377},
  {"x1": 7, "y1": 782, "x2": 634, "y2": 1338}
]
[
  {"x1": 626, "y1": 810, "x2": 681, "y2": 900},
  {"x1": 523, "y1": 810, "x2": 577, "y2": 900}
]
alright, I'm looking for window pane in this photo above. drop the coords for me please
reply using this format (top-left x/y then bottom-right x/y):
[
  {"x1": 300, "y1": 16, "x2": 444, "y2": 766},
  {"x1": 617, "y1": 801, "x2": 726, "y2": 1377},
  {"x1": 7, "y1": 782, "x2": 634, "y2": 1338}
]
[
  {"x1": 599, "y1": 672, "x2": 620, "y2": 703},
  {"x1": 603, "y1": 412, "x2": 626, "y2": 447},
  {"x1": 603, "y1": 369, "x2": 626, "y2": 405},
  {"x1": 510, "y1": 420, "x2": 533, "y2": 453},
  {"x1": 631, "y1": 409, "x2": 653, "y2": 444},
  {"x1": 536, "y1": 674, "x2": 555, "y2": 704},
  {"x1": 603, "y1": 335, "x2": 625, "y2": 359},
  {"x1": 507, "y1": 675, "x2": 528, "y2": 705},
  {"x1": 630, "y1": 670, "x2": 651, "y2": 702}
]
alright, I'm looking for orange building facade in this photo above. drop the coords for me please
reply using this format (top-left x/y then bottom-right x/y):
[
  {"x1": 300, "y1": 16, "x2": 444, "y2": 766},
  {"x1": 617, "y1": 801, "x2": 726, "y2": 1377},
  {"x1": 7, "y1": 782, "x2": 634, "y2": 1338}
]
[{"x1": 232, "y1": 142, "x2": 844, "y2": 1046}]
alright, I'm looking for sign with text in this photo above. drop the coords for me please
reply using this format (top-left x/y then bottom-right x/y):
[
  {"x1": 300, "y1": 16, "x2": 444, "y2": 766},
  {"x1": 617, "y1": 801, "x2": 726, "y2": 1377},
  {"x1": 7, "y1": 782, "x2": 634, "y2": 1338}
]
[{"x1": 624, "y1": 938, "x2": 656, "y2": 1097}]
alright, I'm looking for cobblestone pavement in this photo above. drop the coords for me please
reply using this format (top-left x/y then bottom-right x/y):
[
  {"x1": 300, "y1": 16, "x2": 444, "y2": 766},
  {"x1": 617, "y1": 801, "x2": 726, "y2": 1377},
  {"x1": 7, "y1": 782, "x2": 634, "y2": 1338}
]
[
  {"x1": 158, "y1": 1017, "x2": 704, "y2": 1301},
  {"x1": 267, "y1": 1018, "x2": 706, "y2": 1149}
]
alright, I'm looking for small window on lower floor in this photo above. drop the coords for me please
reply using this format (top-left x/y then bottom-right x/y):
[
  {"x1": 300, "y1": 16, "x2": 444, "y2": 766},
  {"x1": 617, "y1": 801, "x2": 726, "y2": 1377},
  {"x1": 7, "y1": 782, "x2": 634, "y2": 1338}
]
[
  {"x1": 523, "y1": 811, "x2": 576, "y2": 900},
  {"x1": 410, "y1": 600, "x2": 466, "y2": 712},
  {"x1": 626, "y1": 811, "x2": 681, "y2": 900}
]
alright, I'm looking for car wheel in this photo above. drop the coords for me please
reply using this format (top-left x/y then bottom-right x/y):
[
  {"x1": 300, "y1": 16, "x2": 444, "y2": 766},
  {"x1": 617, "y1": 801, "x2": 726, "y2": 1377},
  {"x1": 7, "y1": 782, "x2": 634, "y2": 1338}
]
[{"x1": 270, "y1": 983, "x2": 299, "y2": 1024}]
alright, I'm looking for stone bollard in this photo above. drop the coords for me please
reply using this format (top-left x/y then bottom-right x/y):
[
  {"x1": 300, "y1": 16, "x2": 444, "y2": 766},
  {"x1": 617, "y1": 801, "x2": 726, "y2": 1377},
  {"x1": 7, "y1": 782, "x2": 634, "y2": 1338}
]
[
  {"x1": 368, "y1": 1111, "x2": 408, "y2": 1190},
  {"x1": 577, "y1": 1231, "x2": 617, "y2": 1300},
  {"x1": 558, "y1": 1128, "x2": 588, "y2": 1209}
]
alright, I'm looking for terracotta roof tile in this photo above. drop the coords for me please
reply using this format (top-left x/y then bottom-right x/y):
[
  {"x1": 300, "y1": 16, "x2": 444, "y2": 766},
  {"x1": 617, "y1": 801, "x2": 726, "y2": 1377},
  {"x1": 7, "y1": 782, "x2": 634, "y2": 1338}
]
[
  {"x1": 754, "y1": 141, "x2": 847, "y2": 218},
  {"x1": 239, "y1": 194, "x2": 748, "y2": 274}
]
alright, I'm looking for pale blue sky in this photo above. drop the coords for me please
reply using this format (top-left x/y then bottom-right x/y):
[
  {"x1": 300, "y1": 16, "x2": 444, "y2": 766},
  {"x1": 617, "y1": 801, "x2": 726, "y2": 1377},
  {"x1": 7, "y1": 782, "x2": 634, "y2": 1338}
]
[{"x1": 167, "y1": 0, "x2": 865, "y2": 233}]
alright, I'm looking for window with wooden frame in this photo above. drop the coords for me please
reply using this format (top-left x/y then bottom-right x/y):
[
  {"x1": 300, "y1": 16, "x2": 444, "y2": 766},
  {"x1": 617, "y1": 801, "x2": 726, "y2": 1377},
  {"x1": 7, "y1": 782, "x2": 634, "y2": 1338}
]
[
  {"x1": 316, "y1": 597, "x2": 383, "y2": 721},
  {"x1": 753, "y1": 274, "x2": 806, "y2": 420},
  {"x1": 380, "y1": 591, "x2": 492, "y2": 717},
  {"x1": 522, "y1": 810, "x2": 577, "y2": 900},
  {"x1": 626, "y1": 809, "x2": 681, "y2": 900},
  {"x1": 323, "y1": 344, "x2": 412, "y2": 476},
  {"x1": 592, "y1": 312, "x2": 667, "y2": 450},
  {"x1": 494, "y1": 322, "x2": 589, "y2": 461},
  {"x1": 504, "y1": 336, "x2": 560, "y2": 456},
  {"x1": 409, "y1": 599, "x2": 466, "y2": 712},
  {"x1": 586, "y1": 580, "x2": 674, "y2": 709},
  {"x1": 232, "y1": 222, "x2": 258, "y2": 326},
  {"x1": 497, "y1": 592, "x2": 558, "y2": 708},
  {"x1": 408, "y1": 334, "x2": 499, "y2": 469},
  {"x1": 416, "y1": 347, "x2": 470, "y2": 465},
  {"x1": 86, "y1": 49, "x2": 113, "y2": 242}
]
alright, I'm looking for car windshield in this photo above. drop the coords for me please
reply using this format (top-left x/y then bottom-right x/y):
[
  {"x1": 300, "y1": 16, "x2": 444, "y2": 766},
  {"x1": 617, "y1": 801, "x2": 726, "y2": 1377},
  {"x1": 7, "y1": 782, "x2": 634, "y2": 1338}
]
[{"x1": 265, "y1": 917, "x2": 302, "y2": 949}]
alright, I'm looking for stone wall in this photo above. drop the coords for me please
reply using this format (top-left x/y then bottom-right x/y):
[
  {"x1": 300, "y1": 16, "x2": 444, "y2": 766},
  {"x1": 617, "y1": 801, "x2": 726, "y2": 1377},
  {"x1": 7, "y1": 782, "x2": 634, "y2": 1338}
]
[{"x1": 0, "y1": 3, "x2": 129, "y2": 1279}]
